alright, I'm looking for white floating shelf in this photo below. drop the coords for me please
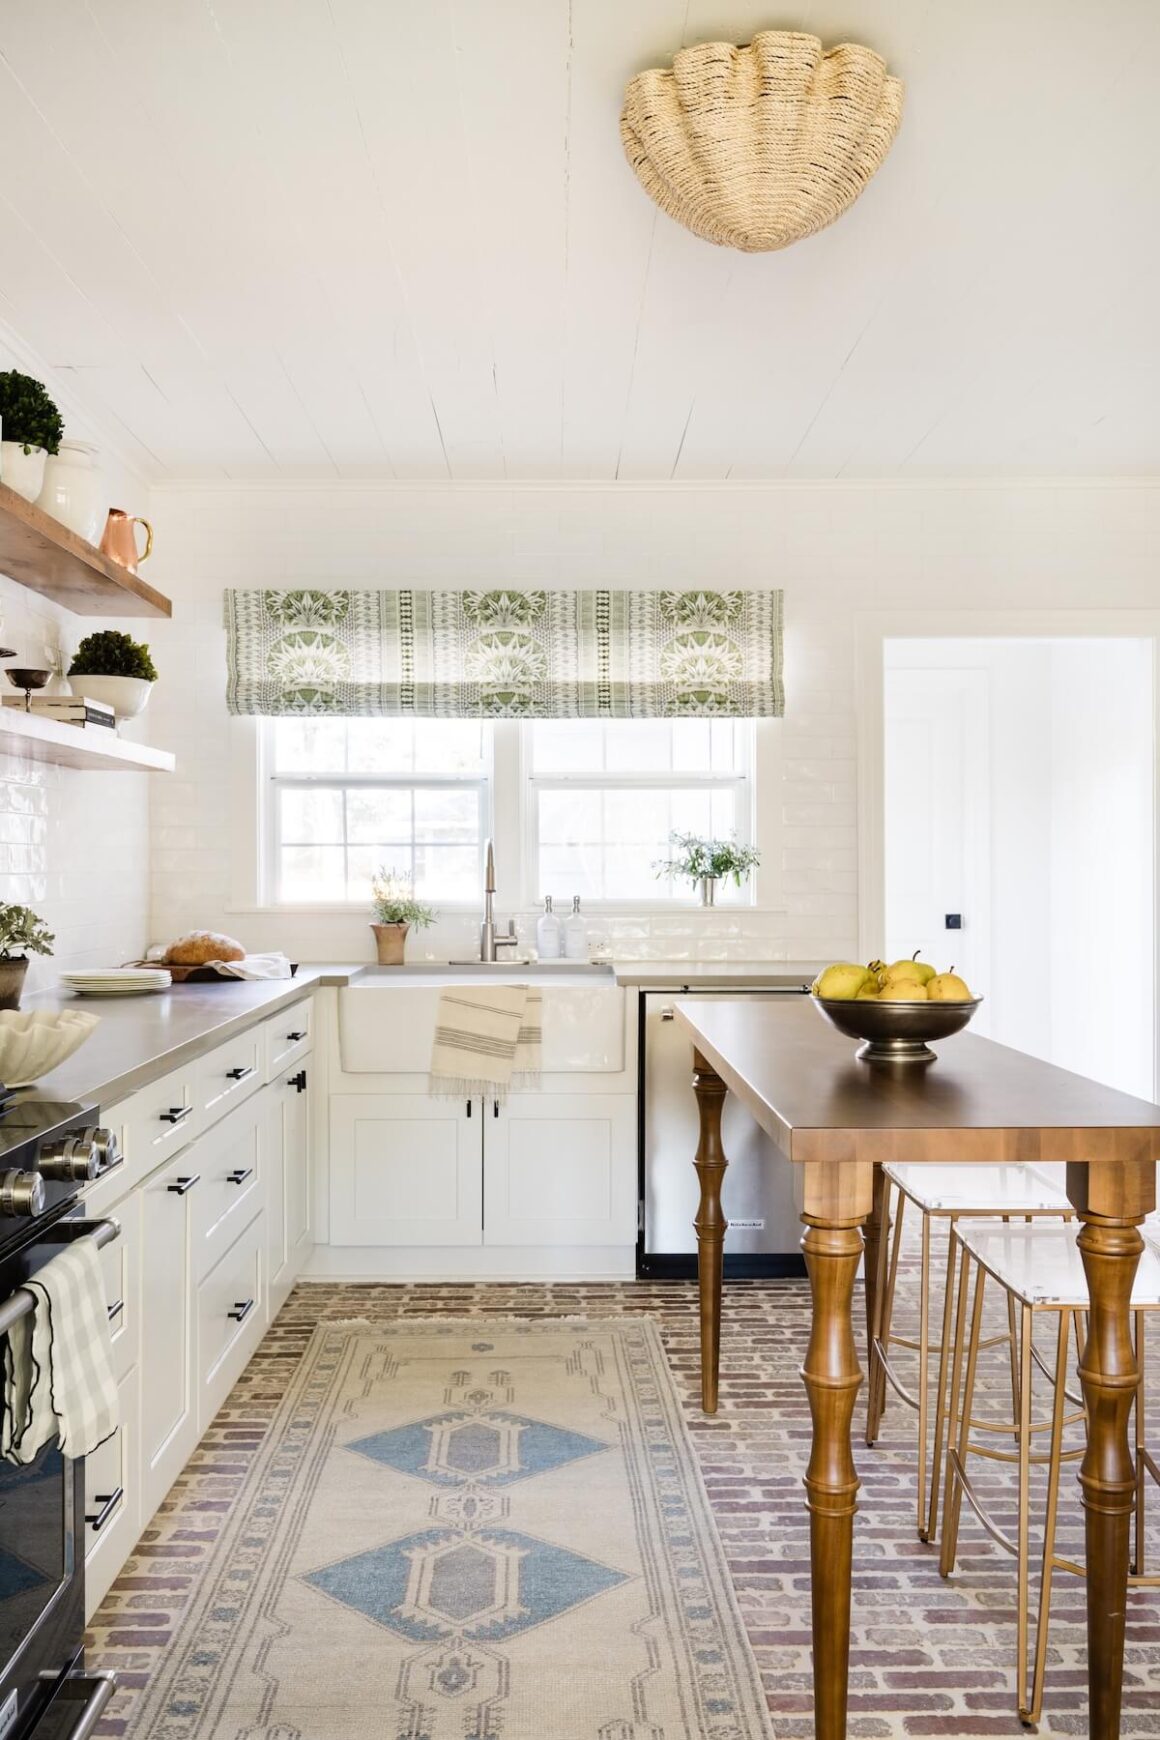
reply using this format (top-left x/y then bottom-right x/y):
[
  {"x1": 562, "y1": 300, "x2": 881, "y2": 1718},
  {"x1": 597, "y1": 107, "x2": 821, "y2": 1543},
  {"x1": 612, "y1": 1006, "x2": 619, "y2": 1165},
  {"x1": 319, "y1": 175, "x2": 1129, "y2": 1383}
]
[{"x1": 0, "y1": 707, "x2": 174, "y2": 772}]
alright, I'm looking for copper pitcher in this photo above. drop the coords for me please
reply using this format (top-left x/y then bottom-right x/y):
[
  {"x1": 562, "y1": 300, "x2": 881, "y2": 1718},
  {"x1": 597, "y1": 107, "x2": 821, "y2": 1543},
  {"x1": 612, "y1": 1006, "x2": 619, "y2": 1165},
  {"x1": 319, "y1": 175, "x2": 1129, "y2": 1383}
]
[{"x1": 99, "y1": 508, "x2": 154, "y2": 573}]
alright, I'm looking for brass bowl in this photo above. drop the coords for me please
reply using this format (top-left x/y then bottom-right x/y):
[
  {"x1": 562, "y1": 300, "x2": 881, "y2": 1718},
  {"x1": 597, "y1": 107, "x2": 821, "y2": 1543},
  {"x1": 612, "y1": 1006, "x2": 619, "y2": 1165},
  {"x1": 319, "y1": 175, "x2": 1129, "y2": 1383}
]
[{"x1": 812, "y1": 993, "x2": 983, "y2": 1064}]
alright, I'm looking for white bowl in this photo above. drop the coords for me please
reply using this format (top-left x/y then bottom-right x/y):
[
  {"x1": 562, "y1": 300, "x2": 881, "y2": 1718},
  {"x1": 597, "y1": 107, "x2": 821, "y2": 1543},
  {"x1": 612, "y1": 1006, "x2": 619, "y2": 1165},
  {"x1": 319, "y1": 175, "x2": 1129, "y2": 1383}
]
[
  {"x1": 68, "y1": 675, "x2": 153, "y2": 721},
  {"x1": 0, "y1": 1009, "x2": 100, "y2": 1087}
]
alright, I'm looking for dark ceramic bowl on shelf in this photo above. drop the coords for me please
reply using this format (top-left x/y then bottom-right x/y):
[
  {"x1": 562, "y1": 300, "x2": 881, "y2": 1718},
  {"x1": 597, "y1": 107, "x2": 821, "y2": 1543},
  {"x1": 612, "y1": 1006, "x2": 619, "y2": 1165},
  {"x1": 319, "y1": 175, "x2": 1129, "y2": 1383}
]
[{"x1": 812, "y1": 992, "x2": 983, "y2": 1064}]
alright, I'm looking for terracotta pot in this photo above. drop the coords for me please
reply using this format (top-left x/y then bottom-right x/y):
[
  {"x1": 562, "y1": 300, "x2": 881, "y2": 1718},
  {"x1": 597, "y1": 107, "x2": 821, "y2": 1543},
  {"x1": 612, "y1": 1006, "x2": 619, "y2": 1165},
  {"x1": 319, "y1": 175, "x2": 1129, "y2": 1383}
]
[
  {"x1": 371, "y1": 922, "x2": 410, "y2": 966},
  {"x1": 0, "y1": 957, "x2": 30, "y2": 1011}
]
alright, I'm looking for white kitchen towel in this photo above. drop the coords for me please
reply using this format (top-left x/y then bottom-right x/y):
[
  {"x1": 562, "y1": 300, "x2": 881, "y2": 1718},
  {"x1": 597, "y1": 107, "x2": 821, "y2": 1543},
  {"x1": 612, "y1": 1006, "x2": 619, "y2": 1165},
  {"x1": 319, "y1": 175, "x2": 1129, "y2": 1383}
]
[
  {"x1": 429, "y1": 985, "x2": 542, "y2": 1099},
  {"x1": 1, "y1": 1238, "x2": 119, "y2": 1466},
  {"x1": 209, "y1": 952, "x2": 294, "y2": 980}
]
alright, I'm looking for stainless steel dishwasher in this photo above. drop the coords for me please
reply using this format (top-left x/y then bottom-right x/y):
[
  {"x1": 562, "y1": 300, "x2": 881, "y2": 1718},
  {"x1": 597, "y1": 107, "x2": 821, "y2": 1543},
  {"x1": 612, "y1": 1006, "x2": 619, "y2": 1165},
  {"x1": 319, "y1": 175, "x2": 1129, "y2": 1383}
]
[{"x1": 637, "y1": 979, "x2": 811, "y2": 1279}]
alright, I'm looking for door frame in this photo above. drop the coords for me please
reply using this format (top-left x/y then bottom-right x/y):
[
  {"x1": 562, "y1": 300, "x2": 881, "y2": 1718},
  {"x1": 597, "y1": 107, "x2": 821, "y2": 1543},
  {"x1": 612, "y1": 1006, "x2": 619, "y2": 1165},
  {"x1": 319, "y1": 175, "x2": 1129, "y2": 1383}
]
[{"x1": 856, "y1": 609, "x2": 1160, "y2": 1092}]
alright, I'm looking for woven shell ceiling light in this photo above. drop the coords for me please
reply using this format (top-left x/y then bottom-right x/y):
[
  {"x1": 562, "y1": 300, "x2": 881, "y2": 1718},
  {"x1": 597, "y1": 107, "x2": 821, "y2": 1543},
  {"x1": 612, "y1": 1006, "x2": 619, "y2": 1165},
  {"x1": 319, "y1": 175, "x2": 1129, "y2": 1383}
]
[{"x1": 621, "y1": 30, "x2": 903, "y2": 253}]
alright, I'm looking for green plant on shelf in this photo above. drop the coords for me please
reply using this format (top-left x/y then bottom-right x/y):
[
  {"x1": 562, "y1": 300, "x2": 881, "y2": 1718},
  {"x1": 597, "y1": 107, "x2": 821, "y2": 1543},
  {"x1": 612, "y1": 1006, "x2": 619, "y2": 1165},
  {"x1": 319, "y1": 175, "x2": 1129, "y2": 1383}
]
[
  {"x1": 0, "y1": 370, "x2": 64, "y2": 456},
  {"x1": 69, "y1": 629, "x2": 158, "y2": 681},
  {"x1": 371, "y1": 867, "x2": 436, "y2": 929},
  {"x1": 0, "y1": 903, "x2": 54, "y2": 960},
  {"x1": 653, "y1": 830, "x2": 761, "y2": 888}
]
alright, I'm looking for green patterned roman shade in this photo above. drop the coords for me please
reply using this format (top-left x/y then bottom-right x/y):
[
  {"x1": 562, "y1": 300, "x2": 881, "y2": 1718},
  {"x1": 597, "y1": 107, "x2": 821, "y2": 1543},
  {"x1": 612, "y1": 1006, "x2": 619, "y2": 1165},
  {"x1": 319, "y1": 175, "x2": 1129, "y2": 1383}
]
[{"x1": 224, "y1": 588, "x2": 783, "y2": 718}]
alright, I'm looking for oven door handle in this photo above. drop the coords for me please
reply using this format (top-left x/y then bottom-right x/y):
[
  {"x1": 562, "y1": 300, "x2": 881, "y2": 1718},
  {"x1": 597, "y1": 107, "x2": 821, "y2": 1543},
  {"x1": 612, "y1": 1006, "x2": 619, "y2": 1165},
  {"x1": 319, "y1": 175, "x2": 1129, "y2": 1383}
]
[
  {"x1": 0, "y1": 1218, "x2": 121, "y2": 1338},
  {"x1": 39, "y1": 1671, "x2": 118, "y2": 1740}
]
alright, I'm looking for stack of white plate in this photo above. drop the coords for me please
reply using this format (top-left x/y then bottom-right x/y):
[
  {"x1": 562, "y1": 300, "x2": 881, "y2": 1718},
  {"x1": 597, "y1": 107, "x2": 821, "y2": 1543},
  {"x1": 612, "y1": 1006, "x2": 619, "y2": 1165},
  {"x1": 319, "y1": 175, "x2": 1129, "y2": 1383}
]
[{"x1": 59, "y1": 967, "x2": 172, "y2": 997}]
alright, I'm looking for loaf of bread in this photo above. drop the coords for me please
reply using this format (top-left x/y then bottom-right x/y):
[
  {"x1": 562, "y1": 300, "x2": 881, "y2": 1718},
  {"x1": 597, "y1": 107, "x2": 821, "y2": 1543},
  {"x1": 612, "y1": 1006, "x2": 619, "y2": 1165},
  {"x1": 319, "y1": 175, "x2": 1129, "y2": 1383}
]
[{"x1": 164, "y1": 930, "x2": 246, "y2": 966}]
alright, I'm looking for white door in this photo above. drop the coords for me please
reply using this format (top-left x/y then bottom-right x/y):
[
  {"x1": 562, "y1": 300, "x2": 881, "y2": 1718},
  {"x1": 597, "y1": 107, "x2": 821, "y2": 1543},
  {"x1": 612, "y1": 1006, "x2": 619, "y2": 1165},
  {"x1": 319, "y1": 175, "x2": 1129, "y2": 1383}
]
[
  {"x1": 883, "y1": 666, "x2": 991, "y2": 1007},
  {"x1": 139, "y1": 1150, "x2": 198, "y2": 1523},
  {"x1": 329, "y1": 1095, "x2": 483, "y2": 1246},
  {"x1": 267, "y1": 1068, "x2": 313, "y2": 1312},
  {"x1": 484, "y1": 1093, "x2": 637, "y2": 1247}
]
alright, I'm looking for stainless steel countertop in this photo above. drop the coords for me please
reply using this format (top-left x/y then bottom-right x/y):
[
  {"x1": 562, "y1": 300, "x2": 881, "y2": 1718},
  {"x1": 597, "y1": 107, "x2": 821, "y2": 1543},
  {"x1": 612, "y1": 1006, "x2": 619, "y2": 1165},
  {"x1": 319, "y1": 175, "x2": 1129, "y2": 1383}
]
[
  {"x1": 608, "y1": 960, "x2": 823, "y2": 989},
  {"x1": 21, "y1": 971, "x2": 327, "y2": 1108}
]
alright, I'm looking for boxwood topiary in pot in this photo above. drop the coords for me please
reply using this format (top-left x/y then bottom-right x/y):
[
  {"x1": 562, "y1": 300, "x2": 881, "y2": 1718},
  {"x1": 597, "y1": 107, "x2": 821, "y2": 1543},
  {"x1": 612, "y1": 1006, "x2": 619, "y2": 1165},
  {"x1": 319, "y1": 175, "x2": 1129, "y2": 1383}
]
[
  {"x1": 0, "y1": 370, "x2": 64, "y2": 502},
  {"x1": 68, "y1": 629, "x2": 158, "y2": 724},
  {"x1": 0, "y1": 903, "x2": 54, "y2": 1009}
]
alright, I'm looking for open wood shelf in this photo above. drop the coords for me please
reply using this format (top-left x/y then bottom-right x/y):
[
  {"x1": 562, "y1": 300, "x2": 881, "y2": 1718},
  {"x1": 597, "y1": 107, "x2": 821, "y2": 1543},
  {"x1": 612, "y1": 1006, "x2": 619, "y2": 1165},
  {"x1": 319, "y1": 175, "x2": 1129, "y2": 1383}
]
[
  {"x1": 0, "y1": 482, "x2": 172, "y2": 617},
  {"x1": 0, "y1": 705, "x2": 174, "y2": 772}
]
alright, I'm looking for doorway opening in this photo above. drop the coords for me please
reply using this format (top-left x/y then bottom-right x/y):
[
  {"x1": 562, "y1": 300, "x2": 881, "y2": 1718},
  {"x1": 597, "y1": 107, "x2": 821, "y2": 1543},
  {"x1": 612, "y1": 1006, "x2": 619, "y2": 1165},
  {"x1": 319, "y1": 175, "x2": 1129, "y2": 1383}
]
[{"x1": 882, "y1": 636, "x2": 1155, "y2": 1098}]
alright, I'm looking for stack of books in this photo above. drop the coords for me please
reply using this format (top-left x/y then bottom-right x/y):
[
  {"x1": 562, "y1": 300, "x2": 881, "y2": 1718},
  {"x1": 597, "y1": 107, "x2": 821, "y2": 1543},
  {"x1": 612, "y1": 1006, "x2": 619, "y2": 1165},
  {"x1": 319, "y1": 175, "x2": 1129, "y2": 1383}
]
[{"x1": 2, "y1": 695, "x2": 116, "y2": 730}]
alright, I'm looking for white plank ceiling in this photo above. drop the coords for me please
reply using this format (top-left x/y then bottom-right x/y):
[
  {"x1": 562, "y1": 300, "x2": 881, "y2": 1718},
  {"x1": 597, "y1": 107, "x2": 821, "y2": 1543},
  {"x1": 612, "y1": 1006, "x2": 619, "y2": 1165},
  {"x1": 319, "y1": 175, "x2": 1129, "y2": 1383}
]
[{"x1": 1, "y1": 0, "x2": 1157, "y2": 480}]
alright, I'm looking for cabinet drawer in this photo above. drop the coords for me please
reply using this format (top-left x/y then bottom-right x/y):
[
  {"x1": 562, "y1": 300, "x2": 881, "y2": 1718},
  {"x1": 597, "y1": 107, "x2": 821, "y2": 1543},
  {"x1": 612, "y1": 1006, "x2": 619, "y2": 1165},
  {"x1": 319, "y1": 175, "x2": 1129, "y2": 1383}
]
[
  {"x1": 84, "y1": 1364, "x2": 139, "y2": 1620},
  {"x1": 189, "y1": 1096, "x2": 264, "y2": 1282},
  {"x1": 113, "y1": 1062, "x2": 201, "y2": 1185},
  {"x1": 264, "y1": 1000, "x2": 313, "y2": 1077},
  {"x1": 197, "y1": 1215, "x2": 264, "y2": 1425},
  {"x1": 199, "y1": 1029, "x2": 263, "y2": 1124}
]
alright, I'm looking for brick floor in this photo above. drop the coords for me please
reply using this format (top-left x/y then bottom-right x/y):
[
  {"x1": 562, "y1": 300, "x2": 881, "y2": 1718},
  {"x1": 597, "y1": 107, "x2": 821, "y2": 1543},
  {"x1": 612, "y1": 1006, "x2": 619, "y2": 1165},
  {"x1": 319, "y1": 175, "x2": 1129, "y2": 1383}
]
[{"x1": 87, "y1": 1255, "x2": 1160, "y2": 1737}]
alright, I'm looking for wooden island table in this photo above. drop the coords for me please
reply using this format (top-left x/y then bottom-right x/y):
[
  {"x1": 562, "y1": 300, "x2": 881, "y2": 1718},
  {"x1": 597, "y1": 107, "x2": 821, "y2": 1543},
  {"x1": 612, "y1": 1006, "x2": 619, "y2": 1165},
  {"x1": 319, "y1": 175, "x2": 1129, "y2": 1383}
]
[{"x1": 673, "y1": 995, "x2": 1160, "y2": 1740}]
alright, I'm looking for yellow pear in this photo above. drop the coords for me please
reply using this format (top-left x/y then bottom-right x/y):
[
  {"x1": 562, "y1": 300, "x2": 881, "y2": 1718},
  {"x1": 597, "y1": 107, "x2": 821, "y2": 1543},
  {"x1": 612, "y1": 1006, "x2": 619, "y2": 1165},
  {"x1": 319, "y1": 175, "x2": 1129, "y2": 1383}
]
[
  {"x1": 814, "y1": 962, "x2": 875, "y2": 1000},
  {"x1": 886, "y1": 950, "x2": 936, "y2": 985},
  {"x1": 855, "y1": 986, "x2": 880, "y2": 1001},
  {"x1": 927, "y1": 970, "x2": 973, "y2": 1002},
  {"x1": 877, "y1": 979, "x2": 929, "y2": 1001},
  {"x1": 880, "y1": 961, "x2": 926, "y2": 989}
]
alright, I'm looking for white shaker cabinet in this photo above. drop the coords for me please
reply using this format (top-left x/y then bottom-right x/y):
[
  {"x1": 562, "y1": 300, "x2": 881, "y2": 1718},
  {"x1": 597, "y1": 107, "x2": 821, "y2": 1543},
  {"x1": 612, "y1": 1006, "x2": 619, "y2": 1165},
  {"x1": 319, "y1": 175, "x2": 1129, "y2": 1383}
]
[
  {"x1": 266, "y1": 1060, "x2": 312, "y2": 1314},
  {"x1": 483, "y1": 1093, "x2": 637, "y2": 1246},
  {"x1": 138, "y1": 1148, "x2": 200, "y2": 1525},
  {"x1": 329, "y1": 1095, "x2": 482, "y2": 1246}
]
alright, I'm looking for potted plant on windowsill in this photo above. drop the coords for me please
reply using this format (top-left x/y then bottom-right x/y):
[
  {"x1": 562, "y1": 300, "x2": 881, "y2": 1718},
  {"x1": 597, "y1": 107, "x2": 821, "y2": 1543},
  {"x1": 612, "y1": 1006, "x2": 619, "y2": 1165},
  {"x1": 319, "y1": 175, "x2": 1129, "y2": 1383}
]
[
  {"x1": 370, "y1": 867, "x2": 435, "y2": 965},
  {"x1": 0, "y1": 904, "x2": 54, "y2": 1009},
  {"x1": 0, "y1": 370, "x2": 65, "y2": 502},
  {"x1": 654, "y1": 831, "x2": 761, "y2": 906},
  {"x1": 68, "y1": 629, "x2": 158, "y2": 725}
]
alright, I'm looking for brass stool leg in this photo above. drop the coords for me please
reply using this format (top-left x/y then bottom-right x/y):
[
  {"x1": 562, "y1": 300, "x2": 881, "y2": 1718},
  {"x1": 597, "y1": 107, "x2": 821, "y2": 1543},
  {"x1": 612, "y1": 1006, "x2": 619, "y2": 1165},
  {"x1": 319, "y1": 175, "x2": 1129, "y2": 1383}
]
[
  {"x1": 867, "y1": 1183, "x2": 904, "y2": 1444},
  {"x1": 1134, "y1": 1310, "x2": 1146, "y2": 1578},
  {"x1": 940, "y1": 1255, "x2": 986, "y2": 1577},
  {"x1": 1016, "y1": 1301, "x2": 1033, "y2": 1722},
  {"x1": 916, "y1": 1210, "x2": 932, "y2": 1535},
  {"x1": 1026, "y1": 1311, "x2": 1072, "y2": 1727},
  {"x1": 926, "y1": 1218, "x2": 961, "y2": 1544}
]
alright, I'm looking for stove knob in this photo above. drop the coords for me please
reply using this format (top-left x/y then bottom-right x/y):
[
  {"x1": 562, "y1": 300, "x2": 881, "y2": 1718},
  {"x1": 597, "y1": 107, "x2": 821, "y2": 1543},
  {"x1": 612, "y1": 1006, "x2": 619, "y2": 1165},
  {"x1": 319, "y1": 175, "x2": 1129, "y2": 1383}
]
[
  {"x1": 79, "y1": 1127, "x2": 120, "y2": 1173},
  {"x1": 0, "y1": 1170, "x2": 46, "y2": 1218},
  {"x1": 38, "y1": 1137, "x2": 99, "y2": 1182}
]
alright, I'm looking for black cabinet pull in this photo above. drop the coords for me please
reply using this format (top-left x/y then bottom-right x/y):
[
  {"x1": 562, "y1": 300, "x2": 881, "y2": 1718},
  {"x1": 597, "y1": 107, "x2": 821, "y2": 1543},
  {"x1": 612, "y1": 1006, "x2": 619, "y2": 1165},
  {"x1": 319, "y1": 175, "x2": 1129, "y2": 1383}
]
[
  {"x1": 493, "y1": 1099, "x2": 499, "y2": 1118},
  {"x1": 466, "y1": 1099, "x2": 472, "y2": 1117},
  {"x1": 106, "y1": 1299, "x2": 124, "y2": 1324},
  {"x1": 226, "y1": 1065, "x2": 255, "y2": 1082},
  {"x1": 286, "y1": 1030, "x2": 306, "y2": 1043},
  {"x1": 167, "y1": 1174, "x2": 200, "y2": 1195},
  {"x1": 287, "y1": 1069, "x2": 307, "y2": 1093},
  {"x1": 226, "y1": 1167, "x2": 254, "y2": 1185},
  {"x1": 159, "y1": 1105, "x2": 192, "y2": 1125},
  {"x1": 85, "y1": 1488, "x2": 123, "y2": 1532},
  {"x1": 228, "y1": 1297, "x2": 255, "y2": 1323}
]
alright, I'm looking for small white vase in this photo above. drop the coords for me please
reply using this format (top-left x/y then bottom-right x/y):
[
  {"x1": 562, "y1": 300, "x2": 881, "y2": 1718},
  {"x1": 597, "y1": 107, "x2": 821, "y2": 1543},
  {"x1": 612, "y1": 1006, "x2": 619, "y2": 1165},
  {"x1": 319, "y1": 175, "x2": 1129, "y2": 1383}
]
[
  {"x1": 36, "y1": 441, "x2": 105, "y2": 542},
  {"x1": 0, "y1": 442, "x2": 48, "y2": 503},
  {"x1": 68, "y1": 675, "x2": 154, "y2": 722}
]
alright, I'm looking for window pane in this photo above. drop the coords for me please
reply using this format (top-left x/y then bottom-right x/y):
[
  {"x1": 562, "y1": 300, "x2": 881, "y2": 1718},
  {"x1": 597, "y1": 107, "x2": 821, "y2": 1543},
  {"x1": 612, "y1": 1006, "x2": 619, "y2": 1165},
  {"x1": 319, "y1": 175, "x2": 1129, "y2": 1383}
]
[
  {"x1": 414, "y1": 787, "x2": 480, "y2": 843},
  {"x1": 539, "y1": 845, "x2": 602, "y2": 902},
  {"x1": 279, "y1": 786, "x2": 343, "y2": 842},
  {"x1": 345, "y1": 719, "x2": 419, "y2": 775},
  {"x1": 273, "y1": 719, "x2": 348, "y2": 774},
  {"x1": 346, "y1": 788, "x2": 412, "y2": 843},
  {"x1": 414, "y1": 845, "x2": 479, "y2": 902},
  {"x1": 531, "y1": 720, "x2": 605, "y2": 772},
  {"x1": 279, "y1": 845, "x2": 346, "y2": 902},
  {"x1": 538, "y1": 789, "x2": 602, "y2": 846}
]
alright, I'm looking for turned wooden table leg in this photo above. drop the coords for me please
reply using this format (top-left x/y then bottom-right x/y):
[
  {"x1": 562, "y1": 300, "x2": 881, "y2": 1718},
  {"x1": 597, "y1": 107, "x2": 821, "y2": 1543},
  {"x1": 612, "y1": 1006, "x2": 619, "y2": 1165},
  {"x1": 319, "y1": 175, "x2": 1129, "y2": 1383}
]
[
  {"x1": 692, "y1": 1050, "x2": 729, "y2": 1414},
  {"x1": 801, "y1": 1215, "x2": 867, "y2": 1739},
  {"x1": 1075, "y1": 1213, "x2": 1144, "y2": 1740}
]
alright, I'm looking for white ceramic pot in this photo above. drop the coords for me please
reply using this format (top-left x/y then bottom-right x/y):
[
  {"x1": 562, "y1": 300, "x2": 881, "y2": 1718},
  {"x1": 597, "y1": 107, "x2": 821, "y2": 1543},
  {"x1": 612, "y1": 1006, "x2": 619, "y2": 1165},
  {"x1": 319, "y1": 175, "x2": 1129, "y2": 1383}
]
[
  {"x1": 68, "y1": 675, "x2": 154, "y2": 721},
  {"x1": 36, "y1": 441, "x2": 105, "y2": 542},
  {"x1": 0, "y1": 442, "x2": 48, "y2": 502}
]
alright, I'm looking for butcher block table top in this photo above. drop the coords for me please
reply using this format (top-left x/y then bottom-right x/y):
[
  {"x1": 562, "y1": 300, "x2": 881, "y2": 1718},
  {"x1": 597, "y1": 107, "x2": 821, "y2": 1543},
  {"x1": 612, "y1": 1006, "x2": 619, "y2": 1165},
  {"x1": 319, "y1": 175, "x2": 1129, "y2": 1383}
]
[{"x1": 671, "y1": 995, "x2": 1159, "y2": 1740}]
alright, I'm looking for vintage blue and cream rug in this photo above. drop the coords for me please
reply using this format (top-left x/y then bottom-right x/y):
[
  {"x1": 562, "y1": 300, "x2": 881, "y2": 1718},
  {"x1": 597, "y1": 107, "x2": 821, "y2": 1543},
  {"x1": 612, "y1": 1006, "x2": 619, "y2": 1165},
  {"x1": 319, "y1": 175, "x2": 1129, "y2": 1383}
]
[{"x1": 127, "y1": 1318, "x2": 772, "y2": 1739}]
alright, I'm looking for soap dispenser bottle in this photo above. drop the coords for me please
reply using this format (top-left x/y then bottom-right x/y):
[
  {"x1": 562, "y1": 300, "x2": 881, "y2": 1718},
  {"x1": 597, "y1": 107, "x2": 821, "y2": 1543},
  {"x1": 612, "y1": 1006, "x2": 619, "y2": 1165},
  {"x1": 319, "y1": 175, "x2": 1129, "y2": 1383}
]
[
  {"x1": 563, "y1": 895, "x2": 588, "y2": 961},
  {"x1": 536, "y1": 896, "x2": 561, "y2": 960}
]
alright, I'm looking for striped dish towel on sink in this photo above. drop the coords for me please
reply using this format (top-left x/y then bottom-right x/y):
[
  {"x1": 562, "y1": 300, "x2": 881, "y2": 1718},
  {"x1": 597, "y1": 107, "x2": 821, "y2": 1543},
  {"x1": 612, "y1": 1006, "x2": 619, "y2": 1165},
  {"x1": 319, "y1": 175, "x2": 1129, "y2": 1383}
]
[
  {"x1": 2, "y1": 1238, "x2": 118, "y2": 1466},
  {"x1": 429, "y1": 985, "x2": 542, "y2": 1099}
]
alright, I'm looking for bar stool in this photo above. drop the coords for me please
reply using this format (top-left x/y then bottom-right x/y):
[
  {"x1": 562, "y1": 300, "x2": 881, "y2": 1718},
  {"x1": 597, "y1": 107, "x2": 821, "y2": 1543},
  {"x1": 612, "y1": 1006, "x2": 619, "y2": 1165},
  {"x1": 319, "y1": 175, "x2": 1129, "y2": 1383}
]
[
  {"x1": 866, "y1": 1163, "x2": 1073, "y2": 1541},
  {"x1": 938, "y1": 1219, "x2": 1160, "y2": 1727}
]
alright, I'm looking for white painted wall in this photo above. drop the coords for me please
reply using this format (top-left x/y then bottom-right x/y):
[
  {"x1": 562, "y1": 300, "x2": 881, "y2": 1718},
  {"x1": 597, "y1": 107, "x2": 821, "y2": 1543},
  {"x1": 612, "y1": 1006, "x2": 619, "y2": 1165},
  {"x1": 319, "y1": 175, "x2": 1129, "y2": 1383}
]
[
  {"x1": 885, "y1": 637, "x2": 1154, "y2": 1095},
  {"x1": 0, "y1": 335, "x2": 152, "y2": 991},
  {"x1": 137, "y1": 480, "x2": 1160, "y2": 978}
]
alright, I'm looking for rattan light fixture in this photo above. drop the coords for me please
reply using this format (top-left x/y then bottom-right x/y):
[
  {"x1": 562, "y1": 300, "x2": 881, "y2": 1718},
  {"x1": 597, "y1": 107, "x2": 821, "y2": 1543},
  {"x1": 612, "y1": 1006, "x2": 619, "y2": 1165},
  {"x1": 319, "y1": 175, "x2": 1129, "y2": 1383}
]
[{"x1": 621, "y1": 30, "x2": 903, "y2": 253}]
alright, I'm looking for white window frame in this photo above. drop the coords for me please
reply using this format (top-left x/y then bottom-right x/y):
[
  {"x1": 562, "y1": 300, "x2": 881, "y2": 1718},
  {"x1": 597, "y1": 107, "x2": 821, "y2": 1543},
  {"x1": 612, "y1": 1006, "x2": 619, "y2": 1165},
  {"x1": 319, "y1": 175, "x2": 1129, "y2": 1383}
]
[
  {"x1": 523, "y1": 719, "x2": 759, "y2": 911},
  {"x1": 228, "y1": 715, "x2": 780, "y2": 916}
]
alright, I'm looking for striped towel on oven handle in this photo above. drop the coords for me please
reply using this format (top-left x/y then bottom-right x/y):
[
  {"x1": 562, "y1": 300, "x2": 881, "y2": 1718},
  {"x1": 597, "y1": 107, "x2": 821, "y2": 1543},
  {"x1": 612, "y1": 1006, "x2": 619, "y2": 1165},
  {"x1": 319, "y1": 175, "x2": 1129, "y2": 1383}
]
[{"x1": 1, "y1": 1236, "x2": 119, "y2": 1466}]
